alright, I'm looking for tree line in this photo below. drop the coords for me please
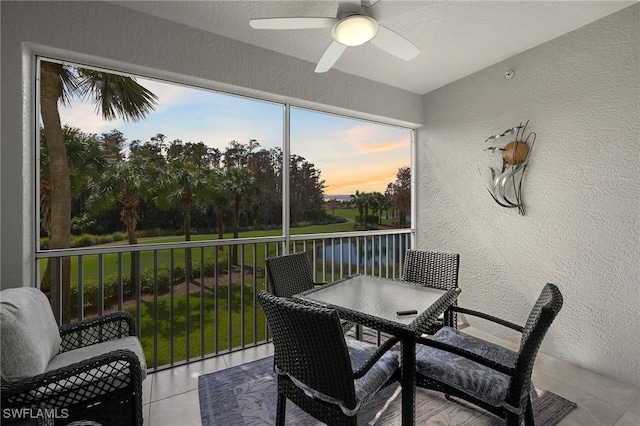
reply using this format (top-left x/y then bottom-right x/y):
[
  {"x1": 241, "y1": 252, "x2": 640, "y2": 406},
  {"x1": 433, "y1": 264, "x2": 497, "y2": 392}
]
[{"x1": 47, "y1": 131, "x2": 329, "y2": 238}]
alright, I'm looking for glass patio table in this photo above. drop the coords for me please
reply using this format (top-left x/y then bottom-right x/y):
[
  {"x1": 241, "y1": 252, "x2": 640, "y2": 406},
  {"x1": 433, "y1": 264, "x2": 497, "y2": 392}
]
[{"x1": 294, "y1": 274, "x2": 461, "y2": 426}]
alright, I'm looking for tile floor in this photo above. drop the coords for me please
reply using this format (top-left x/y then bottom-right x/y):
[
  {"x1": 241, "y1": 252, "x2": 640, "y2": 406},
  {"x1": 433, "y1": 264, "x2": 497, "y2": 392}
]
[{"x1": 142, "y1": 326, "x2": 640, "y2": 425}]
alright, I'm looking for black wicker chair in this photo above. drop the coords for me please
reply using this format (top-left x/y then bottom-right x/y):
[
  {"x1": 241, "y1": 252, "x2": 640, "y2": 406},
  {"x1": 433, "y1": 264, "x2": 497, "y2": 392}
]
[
  {"x1": 265, "y1": 252, "x2": 325, "y2": 298},
  {"x1": 401, "y1": 249, "x2": 460, "y2": 335},
  {"x1": 1, "y1": 287, "x2": 145, "y2": 426},
  {"x1": 415, "y1": 283, "x2": 563, "y2": 426},
  {"x1": 257, "y1": 291, "x2": 401, "y2": 426},
  {"x1": 266, "y1": 252, "x2": 355, "y2": 334}
]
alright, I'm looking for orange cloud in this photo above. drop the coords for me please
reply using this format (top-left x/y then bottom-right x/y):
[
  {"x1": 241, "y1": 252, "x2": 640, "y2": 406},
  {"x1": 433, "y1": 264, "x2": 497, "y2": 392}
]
[
  {"x1": 352, "y1": 139, "x2": 408, "y2": 154},
  {"x1": 323, "y1": 160, "x2": 408, "y2": 194},
  {"x1": 346, "y1": 125, "x2": 410, "y2": 154}
]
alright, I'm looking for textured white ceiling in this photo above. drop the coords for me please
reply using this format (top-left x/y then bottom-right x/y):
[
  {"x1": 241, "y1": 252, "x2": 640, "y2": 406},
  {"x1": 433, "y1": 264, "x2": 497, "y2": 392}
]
[{"x1": 111, "y1": 1, "x2": 634, "y2": 94}]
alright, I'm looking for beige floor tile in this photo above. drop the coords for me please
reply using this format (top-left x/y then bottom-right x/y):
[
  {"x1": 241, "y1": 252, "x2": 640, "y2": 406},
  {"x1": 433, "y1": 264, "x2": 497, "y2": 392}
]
[
  {"x1": 149, "y1": 356, "x2": 228, "y2": 402},
  {"x1": 142, "y1": 375, "x2": 153, "y2": 405},
  {"x1": 147, "y1": 389, "x2": 202, "y2": 426},
  {"x1": 224, "y1": 342, "x2": 274, "y2": 368},
  {"x1": 532, "y1": 371, "x2": 627, "y2": 426},
  {"x1": 614, "y1": 396, "x2": 640, "y2": 426},
  {"x1": 536, "y1": 356, "x2": 640, "y2": 409},
  {"x1": 142, "y1": 403, "x2": 151, "y2": 426},
  {"x1": 614, "y1": 415, "x2": 640, "y2": 426}
]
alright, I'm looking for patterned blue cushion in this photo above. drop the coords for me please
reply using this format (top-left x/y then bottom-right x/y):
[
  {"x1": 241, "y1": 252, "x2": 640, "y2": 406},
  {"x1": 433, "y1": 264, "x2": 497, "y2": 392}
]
[
  {"x1": 346, "y1": 337, "x2": 399, "y2": 409},
  {"x1": 416, "y1": 327, "x2": 517, "y2": 406},
  {"x1": 277, "y1": 337, "x2": 399, "y2": 416}
]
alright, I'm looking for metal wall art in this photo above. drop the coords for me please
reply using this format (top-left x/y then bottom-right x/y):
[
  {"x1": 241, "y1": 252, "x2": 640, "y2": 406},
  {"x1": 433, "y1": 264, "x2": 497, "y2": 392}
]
[{"x1": 484, "y1": 120, "x2": 536, "y2": 215}]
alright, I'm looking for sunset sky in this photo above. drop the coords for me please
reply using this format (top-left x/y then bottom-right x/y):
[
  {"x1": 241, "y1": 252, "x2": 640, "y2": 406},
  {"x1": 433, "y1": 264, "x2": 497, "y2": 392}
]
[{"x1": 58, "y1": 76, "x2": 411, "y2": 196}]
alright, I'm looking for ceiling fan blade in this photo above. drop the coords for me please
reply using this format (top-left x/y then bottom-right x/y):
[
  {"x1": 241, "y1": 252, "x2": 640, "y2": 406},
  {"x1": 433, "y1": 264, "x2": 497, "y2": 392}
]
[
  {"x1": 338, "y1": 0, "x2": 362, "y2": 13},
  {"x1": 366, "y1": 0, "x2": 424, "y2": 21},
  {"x1": 315, "y1": 41, "x2": 347, "y2": 73},
  {"x1": 249, "y1": 17, "x2": 337, "y2": 30},
  {"x1": 370, "y1": 25, "x2": 419, "y2": 60}
]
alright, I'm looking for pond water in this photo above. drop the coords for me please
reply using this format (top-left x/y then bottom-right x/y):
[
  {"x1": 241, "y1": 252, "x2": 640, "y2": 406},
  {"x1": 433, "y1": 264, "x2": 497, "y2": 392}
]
[{"x1": 315, "y1": 234, "x2": 407, "y2": 267}]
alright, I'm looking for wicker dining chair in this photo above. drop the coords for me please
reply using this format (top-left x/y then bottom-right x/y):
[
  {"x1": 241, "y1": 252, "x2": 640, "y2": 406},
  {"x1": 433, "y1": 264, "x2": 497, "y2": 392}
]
[
  {"x1": 415, "y1": 283, "x2": 563, "y2": 426},
  {"x1": 401, "y1": 249, "x2": 460, "y2": 335},
  {"x1": 257, "y1": 291, "x2": 400, "y2": 426},
  {"x1": 265, "y1": 252, "x2": 355, "y2": 333},
  {"x1": 1, "y1": 287, "x2": 145, "y2": 426},
  {"x1": 265, "y1": 252, "x2": 325, "y2": 298}
]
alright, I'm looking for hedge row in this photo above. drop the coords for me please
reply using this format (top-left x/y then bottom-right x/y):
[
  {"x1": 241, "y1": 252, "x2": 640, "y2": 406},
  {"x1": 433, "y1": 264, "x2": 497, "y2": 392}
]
[
  {"x1": 40, "y1": 232, "x2": 128, "y2": 250},
  {"x1": 71, "y1": 252, "x2": 229, "y2": 309}
]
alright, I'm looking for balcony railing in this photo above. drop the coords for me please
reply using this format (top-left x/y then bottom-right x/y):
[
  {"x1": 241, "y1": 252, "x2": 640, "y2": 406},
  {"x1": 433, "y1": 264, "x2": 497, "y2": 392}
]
[{"x1": 36, "y1": 229, "x2": 412, "y2": 372}]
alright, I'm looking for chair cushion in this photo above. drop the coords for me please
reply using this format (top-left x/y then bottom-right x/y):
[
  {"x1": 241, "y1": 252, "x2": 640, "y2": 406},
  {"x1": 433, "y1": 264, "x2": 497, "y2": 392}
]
[
  {"x1": 46, "y1": 336, "x2": 147, "y2": 379},
  {"x1": 346, "y1": 338, "x2": 399, "y2": 410},
  {"x1": 34, "y1": 336, "x2": 147, "y2": 406},
  {"x1": 0, "y1": 288, "x2": 62, "y2": 381},
  {"x1": 277, "y1": 337, "x2": 399, "y2": 416},
  {"x1": 416, "y1": 326, "x2": 517, "y2": 406}
]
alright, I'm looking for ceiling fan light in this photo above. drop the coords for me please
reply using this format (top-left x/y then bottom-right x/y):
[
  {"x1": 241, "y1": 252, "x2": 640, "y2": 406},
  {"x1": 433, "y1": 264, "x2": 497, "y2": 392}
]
[{"x1": 331, "y1": 15, "x2": 378, "y2": 46}]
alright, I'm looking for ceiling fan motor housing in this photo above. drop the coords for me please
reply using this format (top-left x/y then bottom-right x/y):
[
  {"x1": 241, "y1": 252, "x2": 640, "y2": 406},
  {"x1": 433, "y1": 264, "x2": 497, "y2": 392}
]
[{"x1": 331, "y1": 13, "x2": 379, "y2": 46}]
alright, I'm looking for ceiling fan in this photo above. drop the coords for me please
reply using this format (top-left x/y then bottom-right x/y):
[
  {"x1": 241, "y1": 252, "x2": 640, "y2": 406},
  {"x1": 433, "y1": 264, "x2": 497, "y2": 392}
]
[{"x1": 249, "y1": 0, "x2": 420, "y2": 73}]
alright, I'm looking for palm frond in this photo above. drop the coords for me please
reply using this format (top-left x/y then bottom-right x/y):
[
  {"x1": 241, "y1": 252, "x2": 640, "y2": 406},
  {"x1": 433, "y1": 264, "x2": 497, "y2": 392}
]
[{"x1": 77, "y1": 70, "x2": 158, "y2": 122}]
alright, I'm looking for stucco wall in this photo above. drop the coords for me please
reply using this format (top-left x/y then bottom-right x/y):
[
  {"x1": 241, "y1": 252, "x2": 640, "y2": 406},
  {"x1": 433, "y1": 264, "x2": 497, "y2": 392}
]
[
  {"x1": 416, "y1": 4, "x2": 639, "y2": 387},
  {"x1": 0, "y1": 1, "x2": 422, "y2": 288}
]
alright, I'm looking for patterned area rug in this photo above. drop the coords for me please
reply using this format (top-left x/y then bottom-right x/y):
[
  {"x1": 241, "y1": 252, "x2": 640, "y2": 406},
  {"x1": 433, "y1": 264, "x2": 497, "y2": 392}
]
[{"x1": 198, "y1": 356, "x2": 576, "y2": 426}]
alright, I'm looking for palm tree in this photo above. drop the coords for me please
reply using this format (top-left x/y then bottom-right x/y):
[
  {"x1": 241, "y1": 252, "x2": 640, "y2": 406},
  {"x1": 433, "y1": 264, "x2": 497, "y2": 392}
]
[
  {"x1": 40, "y1": 61, "x2": 157, "y2": 323},
  {"x1": 201, "y1": 168, "x2": 228, "y2": 246},
  {"x1": 225, "y1": 167, "x2": 255, "y2": 264},
  {"x1": 370, "y1": 191, "x2": 386, "y2": 226},
  {"x1": 39, "y1": 126, "x2": 107, "y2": 295},
  {"x1": 155, "y1": 159, "x2": 208, "y2": 280},
  {"x1": 351, "y1": 191, "x2": 373, "y2": 230},
  {"x1": 87, "y1": 157, "x2": 155, "y2": 297},
  {"x1": 361, "y1": 192, "x2": 374, "y2": 230},
  {"x1": 157, "y1": 160, "x2": 208, "y2": 243}
]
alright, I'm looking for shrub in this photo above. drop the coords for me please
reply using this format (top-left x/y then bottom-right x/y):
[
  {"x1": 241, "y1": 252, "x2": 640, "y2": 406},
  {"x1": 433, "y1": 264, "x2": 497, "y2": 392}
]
[
  {"x1": 137, "y1": 228, "x2": 165, "y2": 238},
  {"x1": 173, "y1": 264, "x2": 185, "y2": 282},
  {"x1": 139, "y1": 265, "x2": 173, "y2": 295},
  {"x1": 71, "y1": 274, "x2": 121, "y2": 310},
  {"x1": 73, "y1": 234, "x2": 97, "y2": 247},
  {"x1": 96, "y1": 234, "x2": 114, "y2": 245},
  {"x1": 191, "y1": 252, "x2": 229, "y2": 278},
  {"x1": 325, "y1": 214, "x2": 348, "y2": 224},
  {"x1": 111, "y1": 231, "x2": 126, "y2": 242}
]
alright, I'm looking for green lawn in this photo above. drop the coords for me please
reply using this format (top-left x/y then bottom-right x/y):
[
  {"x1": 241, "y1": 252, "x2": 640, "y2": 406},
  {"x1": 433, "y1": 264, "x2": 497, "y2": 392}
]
[
  {"x1": 330, "y1": 207, "x2": 359, "y2": 221},
  {"x1": 127, "y1": 283, "x2": 268, "y2": 368}
]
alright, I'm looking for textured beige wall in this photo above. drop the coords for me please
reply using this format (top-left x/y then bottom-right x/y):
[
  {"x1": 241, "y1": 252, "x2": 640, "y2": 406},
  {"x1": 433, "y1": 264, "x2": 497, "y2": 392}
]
[{"x1": 416, "y1": 4, "x2": 639, "y2": 387}]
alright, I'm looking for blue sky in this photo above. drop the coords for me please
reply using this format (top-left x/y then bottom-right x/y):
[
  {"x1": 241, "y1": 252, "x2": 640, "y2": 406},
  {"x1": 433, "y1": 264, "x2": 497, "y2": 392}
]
[{"x1": 59, "y1": 76, "x2": 411, "y2": 195}]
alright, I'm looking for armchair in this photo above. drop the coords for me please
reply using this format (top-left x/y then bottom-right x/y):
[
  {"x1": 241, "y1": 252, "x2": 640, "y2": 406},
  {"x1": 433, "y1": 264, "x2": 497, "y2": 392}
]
[
  {"x1": 414, "y1": 283, "x2": 563, "y2": 426},
  {"x1": 257, "y1": 291, "x2": 400, "y2": 426},
  {"x1": 1, "y1": 287, "x2": 146, "y2": 426}
]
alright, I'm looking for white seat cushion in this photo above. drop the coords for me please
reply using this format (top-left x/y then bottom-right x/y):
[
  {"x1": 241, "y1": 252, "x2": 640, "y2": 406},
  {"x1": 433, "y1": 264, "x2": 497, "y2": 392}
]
[
  {"x1": 33, "y1": 336, "x2": 147, "y2": 406},
  {"x1": 46, "y1": 335, "x2": 147, "y2": 378}
]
